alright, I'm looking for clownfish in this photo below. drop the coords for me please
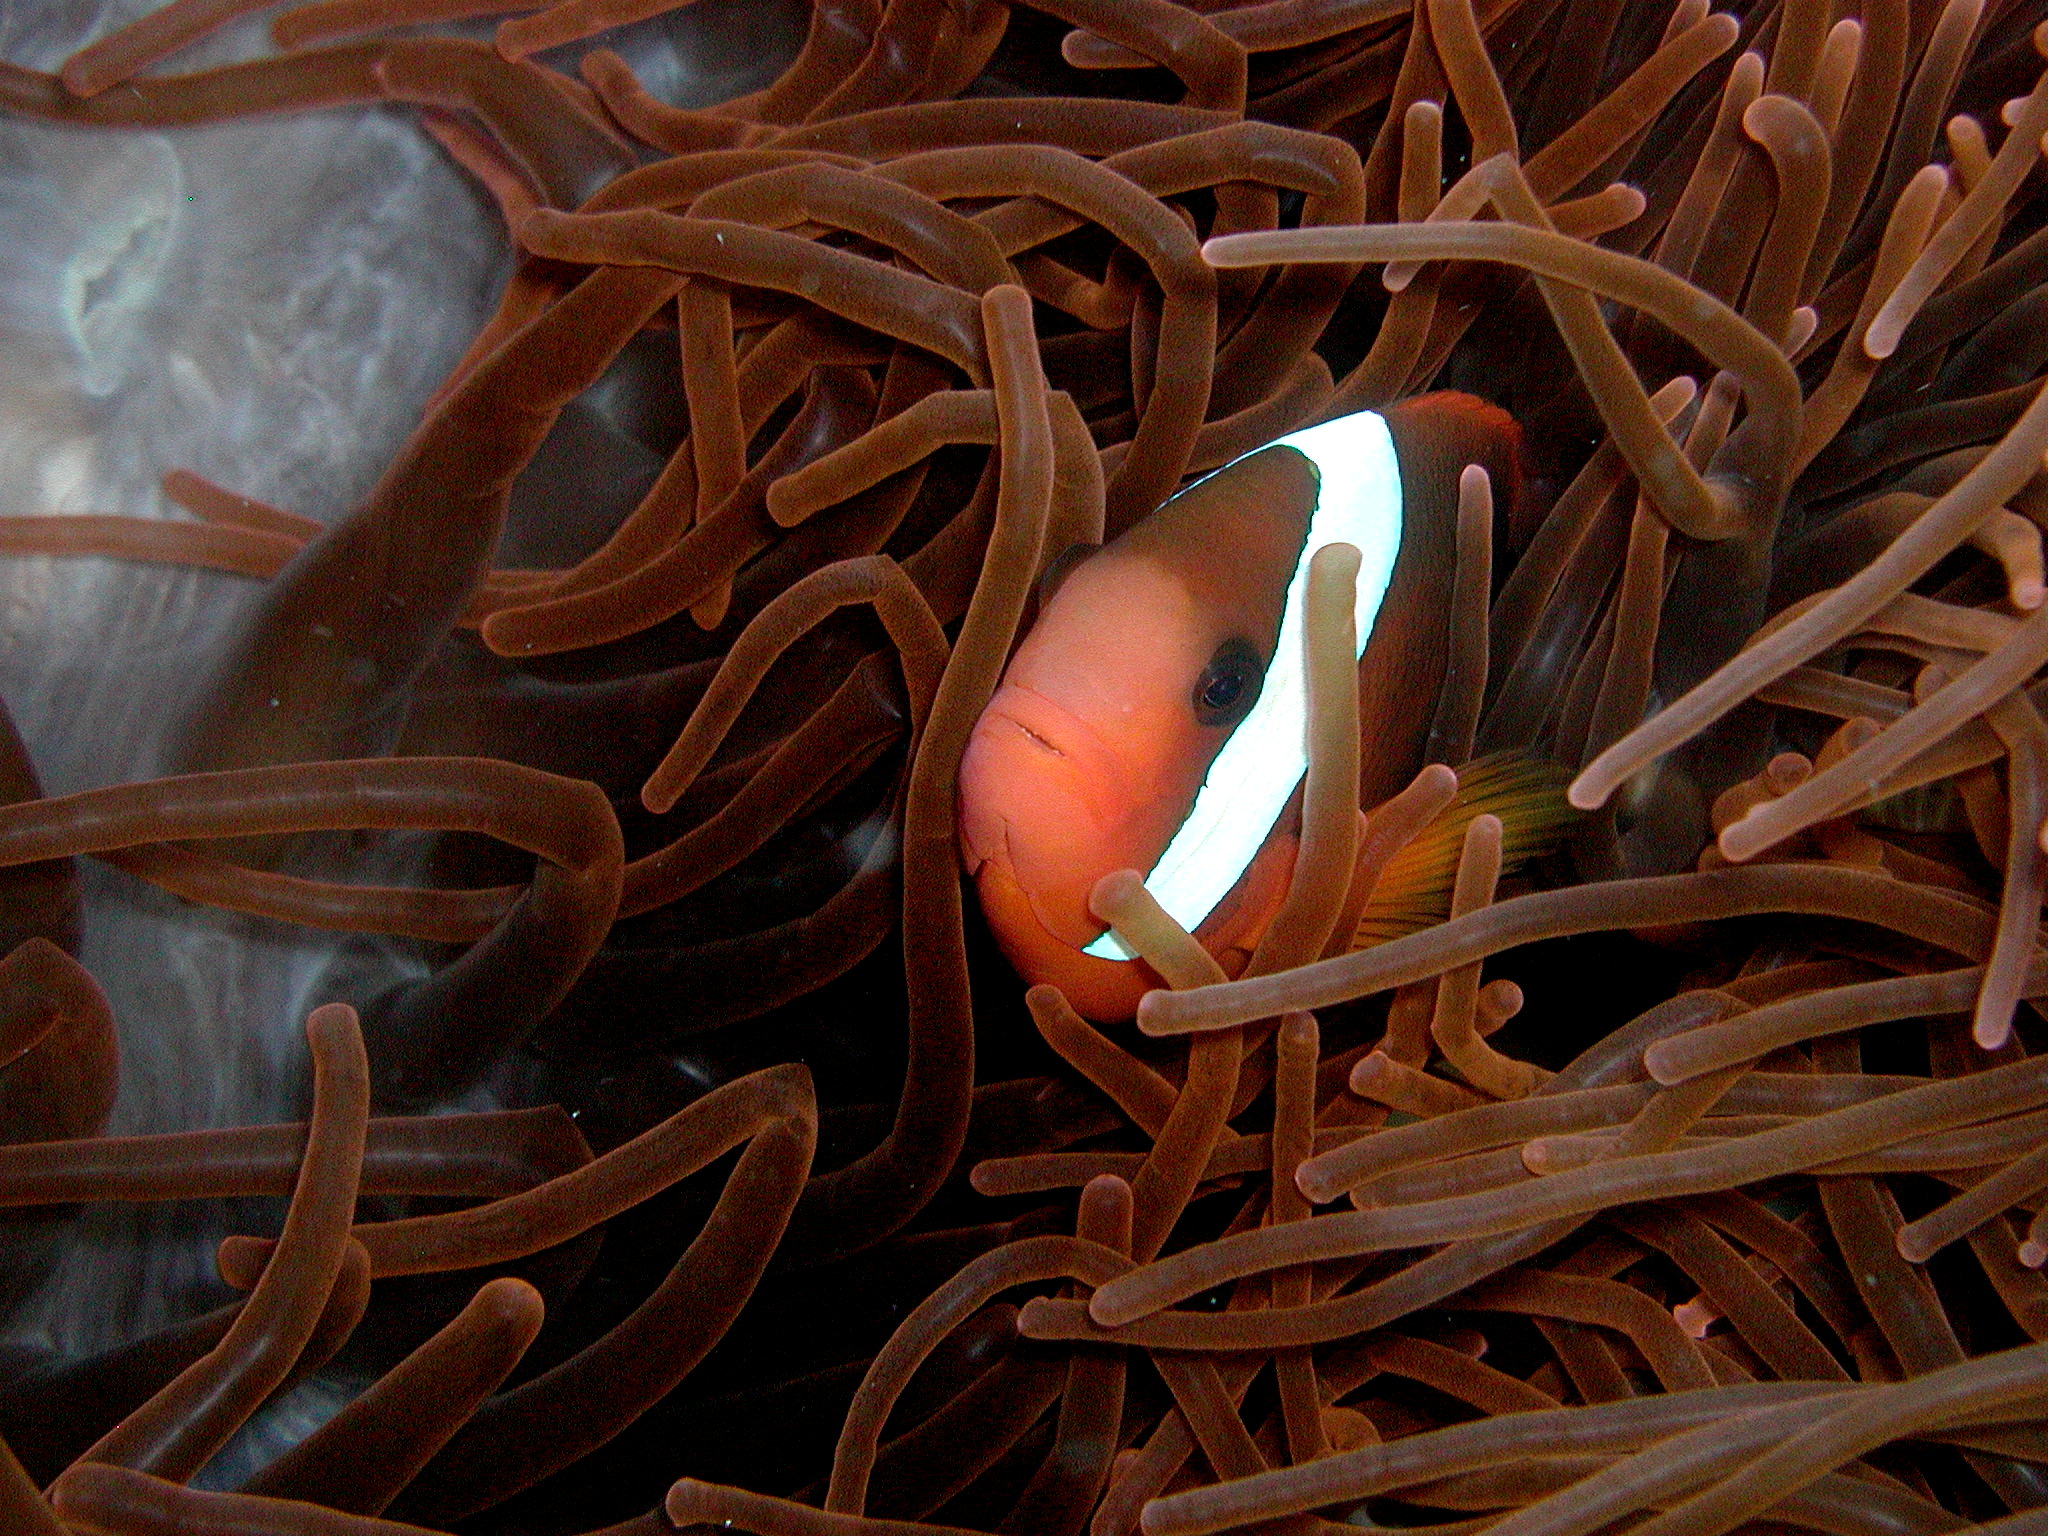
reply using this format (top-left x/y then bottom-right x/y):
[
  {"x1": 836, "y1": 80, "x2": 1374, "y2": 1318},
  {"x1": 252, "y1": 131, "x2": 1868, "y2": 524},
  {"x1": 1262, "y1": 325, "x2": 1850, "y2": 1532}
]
[{"x1": 958, "y1": 392, "x2": 1574, "y2": 1021}]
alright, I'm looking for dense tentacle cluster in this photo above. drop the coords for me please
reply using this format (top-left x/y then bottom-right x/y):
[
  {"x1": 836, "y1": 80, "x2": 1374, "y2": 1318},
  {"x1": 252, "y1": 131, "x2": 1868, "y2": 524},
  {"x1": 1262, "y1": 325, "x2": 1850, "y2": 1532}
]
[{"x1": 3, "y1": 0, "x2": 2048, "y2": 1530}]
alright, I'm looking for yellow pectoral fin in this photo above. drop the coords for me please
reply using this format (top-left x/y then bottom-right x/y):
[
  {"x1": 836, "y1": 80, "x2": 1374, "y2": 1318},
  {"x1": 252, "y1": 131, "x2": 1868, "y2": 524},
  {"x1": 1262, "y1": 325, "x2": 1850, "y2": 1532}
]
[{"x1": 1349, "y1": 751, "x2": 1578, "y2": 949}]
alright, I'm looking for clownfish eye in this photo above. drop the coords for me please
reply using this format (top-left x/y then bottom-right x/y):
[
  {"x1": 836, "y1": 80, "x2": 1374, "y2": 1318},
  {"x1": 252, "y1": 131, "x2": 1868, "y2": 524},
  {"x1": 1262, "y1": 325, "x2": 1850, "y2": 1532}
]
[{"x1": 1192, "y1": 638, "x2": 1263, "y2": 728}]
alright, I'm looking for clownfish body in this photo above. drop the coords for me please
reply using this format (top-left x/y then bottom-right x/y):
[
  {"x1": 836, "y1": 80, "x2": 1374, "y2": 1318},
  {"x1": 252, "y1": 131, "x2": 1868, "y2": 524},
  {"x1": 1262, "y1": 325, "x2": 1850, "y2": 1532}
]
[{"x1": 959, "y1": 392, "x2": 1552, "y2": 1021}]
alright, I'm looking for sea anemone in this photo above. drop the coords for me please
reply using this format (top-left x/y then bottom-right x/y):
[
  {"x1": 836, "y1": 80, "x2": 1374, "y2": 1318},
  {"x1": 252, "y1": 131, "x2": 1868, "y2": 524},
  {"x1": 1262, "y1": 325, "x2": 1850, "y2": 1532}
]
[{"x1": 3, "y1": 0, "x2": 2048, "y2": 1531}]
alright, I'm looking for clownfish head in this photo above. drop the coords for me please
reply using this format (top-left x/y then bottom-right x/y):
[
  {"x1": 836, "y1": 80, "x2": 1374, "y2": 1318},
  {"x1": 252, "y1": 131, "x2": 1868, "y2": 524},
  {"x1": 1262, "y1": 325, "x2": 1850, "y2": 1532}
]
[{"x1": 958, "y1": 393, "x2": 1522, "y2": 1020}]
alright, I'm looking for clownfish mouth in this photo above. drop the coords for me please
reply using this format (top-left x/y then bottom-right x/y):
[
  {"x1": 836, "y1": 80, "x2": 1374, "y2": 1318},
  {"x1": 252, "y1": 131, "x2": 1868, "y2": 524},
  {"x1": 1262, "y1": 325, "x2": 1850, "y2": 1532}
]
[
  {"x1": 974, "y1": 685, "x2": 1121, "y2": 781},
  {"x1": 1002, "y1": 715, "x2": 1063, "y2": 759},
  {"x1": 958, "y1": 683, "x2": 1126, "y2": 899}
]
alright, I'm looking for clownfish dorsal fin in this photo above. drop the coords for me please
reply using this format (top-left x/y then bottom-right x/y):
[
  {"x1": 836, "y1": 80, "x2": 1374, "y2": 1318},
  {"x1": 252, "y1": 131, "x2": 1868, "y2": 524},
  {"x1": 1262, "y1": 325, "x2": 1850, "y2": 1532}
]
[{"x1": 1349, "y1": 750, "x2": 1578, "y2": 950}]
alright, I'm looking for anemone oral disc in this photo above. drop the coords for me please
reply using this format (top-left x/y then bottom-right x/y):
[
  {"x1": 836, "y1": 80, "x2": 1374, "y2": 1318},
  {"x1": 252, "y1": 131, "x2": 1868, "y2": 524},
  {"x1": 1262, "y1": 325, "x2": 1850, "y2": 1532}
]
[{"x1": 1085, "y1": 409, "x2": 1402, "y2": 962}]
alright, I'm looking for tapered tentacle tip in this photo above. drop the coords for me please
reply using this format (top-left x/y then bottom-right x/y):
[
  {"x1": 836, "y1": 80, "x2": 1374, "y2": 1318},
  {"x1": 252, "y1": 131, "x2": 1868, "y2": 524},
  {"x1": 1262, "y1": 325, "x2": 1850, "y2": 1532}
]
[
  {"x1": 1417, "y1": 762, "x2": 1460, "y2": 796},
  {"x1": 1060, "y1": 27, "x2": 1122, "y2": 68},
  {"x1": 1014, "y1": 1295, "x2": 1065, "y2": 1338},
  {"x1": 664, "y1": 1480, "x2": 711, "y2": 1523},
  {"x1": 476, "y1": 1275, "x2": 546, "y2": 1331},
  {"x1": 1861, "y1": 311, "x2": 1904, "y2": 362},
  {"x1": 979, "y1": 282, "x2": 1033, "y2": 328},
  {"x1": 1310, "y1": 541, "x2": 1362, "y2": 585},
  {"x1": 1133, "y1": 988, "x2": 1177, "y2": 1037},
  {"x1": 1201, "y1": 234, "x2": 1255, "y2": 268},
  {"x1": 304, "y1": 1001, "x2": 361, "y2": 1051},
  {"x1": 477, "y1": 609, "x2": 533, "y2": 656},
  {"x1": 1278, "y1": 1011, "x2": 1318, "y2": 1050},
  {"x1": 1080, "y1": 1172, "x2": 1134, "y2": 1231},
  {"x1": 44, "y1": 1461, "x2": 105, "y2": 1521},
  {"x1": 1714, "y1": 816, "x2": 1772, "y2": 864},
  {"x1": 1087, "y1": 868, "x2": 1148, "y2": 925},
  {"x1": 1086, "y1": 1280, "x2": 1138, "y2": 1328},
  {"x1": 1781, "y1": 305, "x2": 1818, "y2": 356},
  {"x1": 1895, "y1": 1230, "x2": 1937, "y2": 1265},
  {"x1": 1737, "y1": 96, "x2": 1791, "y2": 137},
  {"x1": 1671, "y1": 1297, "x2": 1716, "y2": 1337},
  {"x1": 56, "y1": 59, "x2": 111, "y2": 102},
  {"x1": 1640, "y1": 1041, "x2": 1690, "y2": 1087},
  {"x1": 512, "y1": 207, "x2": 571, "y2": 255},
  {"x1": 1972, "y1": 1007, "x2": 2015, "y2": 1051},
  {"x1": 217, "y1": 1233, "x2": 270, "y2": 1290},
  {"x1": 1565, "y1": 769, "x2": 1611, "y2": 811},
  {"x1": 2022, "y1": 1240, "x2": 2048, "y2": 1269}
]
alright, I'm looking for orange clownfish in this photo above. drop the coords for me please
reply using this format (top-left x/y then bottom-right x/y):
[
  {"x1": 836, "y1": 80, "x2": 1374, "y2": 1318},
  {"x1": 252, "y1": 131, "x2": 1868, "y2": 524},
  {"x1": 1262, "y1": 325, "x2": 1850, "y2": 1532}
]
[{"x1": 959, "y1": 391, "x2": 1570, "y2": 1021}]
